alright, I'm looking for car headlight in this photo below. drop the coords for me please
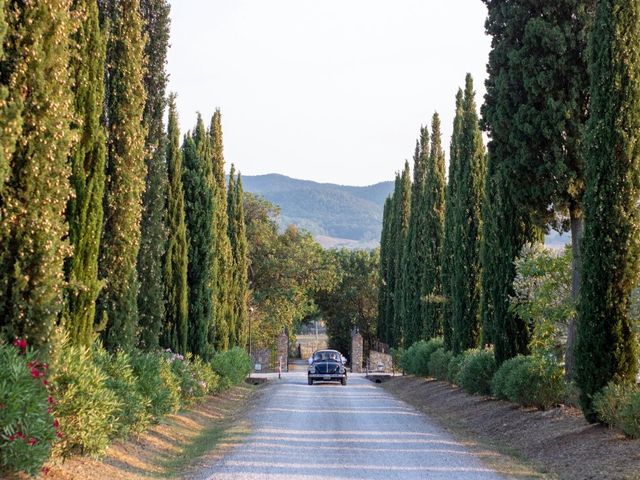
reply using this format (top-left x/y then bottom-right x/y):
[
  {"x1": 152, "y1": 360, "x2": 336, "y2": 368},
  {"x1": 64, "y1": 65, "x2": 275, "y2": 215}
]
[{"x1": 309, "y1": 366, "x2": 315, "y2": 374}]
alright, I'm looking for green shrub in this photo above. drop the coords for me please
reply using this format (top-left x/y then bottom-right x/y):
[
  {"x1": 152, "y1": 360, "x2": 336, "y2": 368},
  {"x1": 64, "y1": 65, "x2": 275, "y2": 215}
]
[
  {"x1": 491, "y1": 355, "x2": 530, "y2": 400},
  {"x1": 190, "y1": 356, "x2": 219, "y2": 394},
  {"x1": 0, "y1": 341, "x2": 57, "y2": 477},
  {"x1": 94, "y1": 348, "x2": 151, "y2": 438},
  {"x1": 594, "y1": 382, "x2": 640, "y2": 438},
  {"x1": 49, "y1": 342, "x2": 120, "y2": 458},
  {"x1": 446, "y1": 353, "x2": 466, "y2": 385},
  {"x1": 130, "y1": 352, "x2": 181, "y2": 421},
  {"x1": 403, "y1": 338, "x2": 444, "y2": 376},
  {"x1": 211, "y1": 347, "x2": 251, "y2": 391},
  {"x1": 458, "y1": 349, "x2": 497, "y2": 395},
  {"x1": 502, "y1": 356, "x2": 565, "y2": 409},
  {"x1": 619, "y1": 391, "x2": 640, "y2": 439},
  {"x1": 428, "y1": 348, "x2": 453, "y2": 381}
]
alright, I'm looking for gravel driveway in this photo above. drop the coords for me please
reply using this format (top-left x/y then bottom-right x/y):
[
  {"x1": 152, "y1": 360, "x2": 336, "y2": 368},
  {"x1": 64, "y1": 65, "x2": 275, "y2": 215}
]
[{"x1": 194, "y1": 372, "x2": 509, "y2": 480}]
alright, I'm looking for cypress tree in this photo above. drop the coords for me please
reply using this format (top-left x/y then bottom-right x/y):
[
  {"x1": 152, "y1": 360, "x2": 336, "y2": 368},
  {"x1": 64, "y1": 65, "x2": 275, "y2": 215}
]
[
  {"x1": 451, "y1": 74, "x2": 485, "y2": 353},
  {"x1": 441, "y1": 89, "x2": 463, "y2": 351},
  {"x1": 65, "y1": 0, "x2": 107, "y2": 347},
  {"x1": 377, "y1": 196, "x2": 392, "y2": 344},
  {"x1": 382, "y1": 175, "x2": 400, "y2": 345},
  {"x1": 391, "y1": 162, "x2": 411, "y2": 348},
  {"x1": 98, "y1": 0, "x2": 147, "y2": 351},
  {"x1": 0, "y1": 0, "x2": 21, "y2": 193},
  {"x1": 209, "y1": 110, "x2": 234, "y2": 351},
  {"x1": 162, "y1": 95, "x2": 188, "y2": 354},
  {"x1": 480, "y1": 0, "x2": 594, "y2": 369},
  {"x1": 576, "y1": 0, "x2": 640, "y2": 421},
  {"x1": 227, "y1": 166, "x2": 249, "y2": 348},
  {"x1": 421, "y1": 112, "x2": 446, "y2": 339},
  {"x1": 0, "y1": 0, "x2": 75, "y2": 350},
  {"x1": 137, "y1": 0, "x2": 171, "y2": 350},
  {"x1": 184, "y1": 116, "x2": 214, "y2": 357},
  {"x1": 401, "y1": 132, "x2": 428, "y2": 346}
]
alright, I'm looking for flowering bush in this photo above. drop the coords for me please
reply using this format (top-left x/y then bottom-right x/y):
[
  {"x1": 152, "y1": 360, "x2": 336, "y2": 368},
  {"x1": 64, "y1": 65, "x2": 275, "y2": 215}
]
[
  {"x1": 49, "y1": 341, "x2": 120, "y2": 458},
  {"x1": 0, "y1": 341, "x2": 57, "y2": 477},
  {"x1": 130, "y1": 352, "x2": 180, "y2": 421},
  {"x1": 93, "y1": 347, "x2": 151, "y2": 438},
  {"x1": 210, "y1": 347, "x2": 251, "y2": 391}
]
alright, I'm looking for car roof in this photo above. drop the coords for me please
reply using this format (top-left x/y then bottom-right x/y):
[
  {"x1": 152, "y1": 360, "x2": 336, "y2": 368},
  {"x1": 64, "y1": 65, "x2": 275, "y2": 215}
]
[{"x1": 314, "y1": 349, "x2": 340, "y2": 354}]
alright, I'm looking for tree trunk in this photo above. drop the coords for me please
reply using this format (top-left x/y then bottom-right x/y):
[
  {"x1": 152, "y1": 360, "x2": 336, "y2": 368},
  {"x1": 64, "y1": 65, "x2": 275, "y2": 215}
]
[{"x1": 565, "y1": 206, "x2": 583, "y2": 380}]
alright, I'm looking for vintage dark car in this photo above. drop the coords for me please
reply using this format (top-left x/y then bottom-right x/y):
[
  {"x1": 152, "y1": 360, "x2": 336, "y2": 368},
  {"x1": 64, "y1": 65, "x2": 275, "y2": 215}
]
[{"x1": 307, "y1": 349, "x2": 347, "y2": 385}]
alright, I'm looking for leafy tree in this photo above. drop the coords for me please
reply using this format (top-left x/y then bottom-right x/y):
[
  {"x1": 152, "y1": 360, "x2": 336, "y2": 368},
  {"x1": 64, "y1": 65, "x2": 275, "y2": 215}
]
[
  {"x1": 401, "y1": 130, "x2": 427, "y2": 346},
  {"x1": 422, "y1": 112, "x2": 446, "y2": 339},
  {"x1": 244, "y1": 193, "x2": 337, "y2": 348},
  {"x1": 98, "y1": 0, "x2": 147, "y2": 351},
  {"x1": 227, "y1": 166, "x2": 249, "y2": 348},
  {"x1": 451, "y1": 75, "x2": 485, "y2": 353},
  {"x1": 162, "y1": 95, "x2": 188, "y2": 354},
  {"x1": 65, "y1": 0, "x2": 107, "y2": 347},
  {"x1": 0, "y1": 0, "x2": 75, "y2": 350},
  {"x1": 183, "y1": 117, "x2": 213, "y2": 358},
  {"x1": 442, "y1": 89, "x2": 463, "y2": 351},
  {"x1": 137, "y1": 0, "x2": 171, "y2": 351},
  {"x1": 576, "y1": 0, "x2": 640, "y2": 421},
  {"x1": 391, "y1": 162, "x2": 411, "y2": 348},
  {"x1": 209, "y1": 110, "x2": 234, "y2": 351},
  {"x1": 480, "y1": 0, "x2": 594, "y2": 371},
  {"x1": 317, "y1": 249, "x2": 379, "y2": 358},
  {"x1": 510, "y1": 245, "x2": 574, "y2": 360}
]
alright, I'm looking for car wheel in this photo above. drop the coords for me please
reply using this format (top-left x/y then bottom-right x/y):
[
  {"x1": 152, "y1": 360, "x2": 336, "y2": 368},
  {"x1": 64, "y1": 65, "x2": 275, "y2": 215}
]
[
  {"x1": 341, "y1": 377, "x2": 347, "y2": 386},
  {"x1": 308, "y1": 378, "x2": 313, "y2": 385}
]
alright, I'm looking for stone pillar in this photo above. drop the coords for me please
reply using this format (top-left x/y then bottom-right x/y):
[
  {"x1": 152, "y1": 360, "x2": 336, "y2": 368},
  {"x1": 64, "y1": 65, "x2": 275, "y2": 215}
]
[
  {"x1": 351, "y1": 332, "x2": 364, "y2": 373},
  {"x1": 276, "y1": 331, "x2": 289, "y2": 372}
]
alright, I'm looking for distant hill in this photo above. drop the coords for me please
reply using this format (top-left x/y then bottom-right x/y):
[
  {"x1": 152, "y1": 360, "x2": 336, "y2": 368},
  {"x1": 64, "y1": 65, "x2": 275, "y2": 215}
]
[{"x1": 240, "y1": 174, "x2": 394, "y2": 249}]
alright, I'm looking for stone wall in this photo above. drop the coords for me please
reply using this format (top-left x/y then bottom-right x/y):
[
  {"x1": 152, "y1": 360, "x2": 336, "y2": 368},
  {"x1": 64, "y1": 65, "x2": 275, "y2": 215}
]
[
  {"x1": 369, "y1": 350, "x2": 393, "y2": 373},
  {"x1": 351, "y1": 332, "x2": 364, "y2": 373}
]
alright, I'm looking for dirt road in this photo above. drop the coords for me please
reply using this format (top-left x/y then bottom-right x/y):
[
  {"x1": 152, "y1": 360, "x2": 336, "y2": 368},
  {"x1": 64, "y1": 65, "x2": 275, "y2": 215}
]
[{"x1": 192, "y1": 373, "x2": 518, "y2": 480}]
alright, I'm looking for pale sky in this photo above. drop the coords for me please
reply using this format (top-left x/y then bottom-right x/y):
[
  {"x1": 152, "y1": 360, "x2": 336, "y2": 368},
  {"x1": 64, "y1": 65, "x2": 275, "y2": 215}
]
[{"x1": 167, "y1": 1, "x2": 491, "y2": 186}]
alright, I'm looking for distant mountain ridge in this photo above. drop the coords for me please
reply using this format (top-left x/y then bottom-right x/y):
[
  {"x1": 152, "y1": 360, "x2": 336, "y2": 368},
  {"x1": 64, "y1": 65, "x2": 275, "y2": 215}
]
[{"x1": 240, "y1": 174, "x2": 394, "y2": 249}]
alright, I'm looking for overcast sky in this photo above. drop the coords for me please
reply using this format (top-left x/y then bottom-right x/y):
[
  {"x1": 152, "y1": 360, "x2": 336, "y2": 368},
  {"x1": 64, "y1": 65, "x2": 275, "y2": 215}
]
[{"x1": 167, "y1": 0, "x2": 491, "y2": 186}]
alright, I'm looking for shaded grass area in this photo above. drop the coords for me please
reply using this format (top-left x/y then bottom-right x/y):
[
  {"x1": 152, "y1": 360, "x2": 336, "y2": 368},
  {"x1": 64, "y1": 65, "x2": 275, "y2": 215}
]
[{"x1": 41, "y1": 384, "x2": 262, "y2": 480}]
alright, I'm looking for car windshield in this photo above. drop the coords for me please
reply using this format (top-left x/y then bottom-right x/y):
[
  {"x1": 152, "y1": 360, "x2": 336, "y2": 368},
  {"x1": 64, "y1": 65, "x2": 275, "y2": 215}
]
[{"x1": 313, "y1": 351, "x2": 339, "y2": 362}]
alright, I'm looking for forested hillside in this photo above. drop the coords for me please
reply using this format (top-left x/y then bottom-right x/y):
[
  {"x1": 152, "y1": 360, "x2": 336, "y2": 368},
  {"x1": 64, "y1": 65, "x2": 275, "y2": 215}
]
[{"x1": 241, "y1": 174, "x2": 393, "y2": 247}]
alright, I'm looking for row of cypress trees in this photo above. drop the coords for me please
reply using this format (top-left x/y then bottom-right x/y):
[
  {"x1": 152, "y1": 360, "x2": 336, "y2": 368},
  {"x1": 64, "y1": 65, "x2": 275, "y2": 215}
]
[
  {"x1": 380, "y1": 0, "x2": 640, "y2": 421},
  {"x1": 379, "y1": 75, "x2": 484, "y2": 354},
  {"x1": 0, "y1": 1, "x2": 249, "y2": 359}
]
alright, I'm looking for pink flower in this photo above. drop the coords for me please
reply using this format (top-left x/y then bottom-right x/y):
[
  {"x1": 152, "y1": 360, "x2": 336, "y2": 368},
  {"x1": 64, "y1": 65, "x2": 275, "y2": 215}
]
[
  {"x1": 31, "y1": 367, "x2": 40, "y2": 378},
  {"x1": 27, "y1": 437, "x2": 38, "y2": 446},
  {"x1": 42, "y1": 466, "x2": 50, "y2": 476},
  {"x1": 12, "y1": 338, "x2": 27, "y2": 352},
  {"x1": 47, "y1": 396, "x2": 55, "y2": 405},
  {"x1": 53, "y1": 419, "x2": 59, "y2": 429}
]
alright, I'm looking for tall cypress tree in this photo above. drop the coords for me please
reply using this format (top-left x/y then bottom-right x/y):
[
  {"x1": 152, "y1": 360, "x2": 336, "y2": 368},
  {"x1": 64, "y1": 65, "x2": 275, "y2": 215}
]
[
  {"x1": 209, "y1": 110, "x2": 234, "y2": 351},
  {"x1": 98, "y1": 0, "x2": 147, "y2": 351},
  {"x1": 442, "y1": 89, "x2": 463, "y2": 351},
  {"x1": 451, "y1": 75, "x2": 485, "y2": 353},
  {"x1": 0, "y1": 0, "x2": 21, "y2": 193},
  {"x1": 0, "y1": 0, "x2": 75, "y2": 350},
  {"x1": 184, "y1": 116, "x2": 214, "y2": 357},
  {"x1": 422, "y1": 112, "x2": 446, "y2": 339},
  {"x1": 391, "y1": 162, "x2": 411, "y2": 348},
  {"x1": 382, "y1": 175, "x2": 400, "y2": 345},
  {"x1": 227, "y1": 166, "x2": 249, "y2": 348},
  {"x1": 377, "y1": 196, "x2": 392, "y2": 344},
  {"x1": 480, "y1": 0, "x2": 593, "y2": 368},
  {"x1": 162, "y1": 95, "x2": 188, "y2": 354},
  {"x1": 401, "y1": 131, "x2": 428, "y2": 346},
  {"x1": 576, "y1": 0, "x2": 640, "y2": 421},
  {"x1": 65, "y1": 0, "x2": 107, "y2": 347},
  {"x1": 137, "y1": 0, "x2": 171, "y2": 350}
]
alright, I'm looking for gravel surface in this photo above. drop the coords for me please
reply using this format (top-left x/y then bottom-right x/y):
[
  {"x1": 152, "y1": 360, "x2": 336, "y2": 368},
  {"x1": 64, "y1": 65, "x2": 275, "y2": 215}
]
[{"x1": 194, "y1": 372, "x2": 509, "y2": 480}]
